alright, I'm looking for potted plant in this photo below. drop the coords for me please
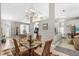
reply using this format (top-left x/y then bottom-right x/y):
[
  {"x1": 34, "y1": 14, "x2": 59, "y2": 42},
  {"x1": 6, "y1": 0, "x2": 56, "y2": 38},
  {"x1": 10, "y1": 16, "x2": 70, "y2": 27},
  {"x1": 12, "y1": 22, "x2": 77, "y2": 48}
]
[{"x1": 1, "y1": 35, "x2": 6, "y2": 44}]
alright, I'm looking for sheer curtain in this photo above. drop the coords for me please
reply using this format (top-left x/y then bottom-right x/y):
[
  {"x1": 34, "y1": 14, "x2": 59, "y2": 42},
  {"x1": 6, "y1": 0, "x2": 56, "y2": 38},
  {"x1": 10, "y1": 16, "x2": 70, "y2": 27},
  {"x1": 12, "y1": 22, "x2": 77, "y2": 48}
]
[{"x1": 1, "y1": 20, "x2": 11, "y2": 38}]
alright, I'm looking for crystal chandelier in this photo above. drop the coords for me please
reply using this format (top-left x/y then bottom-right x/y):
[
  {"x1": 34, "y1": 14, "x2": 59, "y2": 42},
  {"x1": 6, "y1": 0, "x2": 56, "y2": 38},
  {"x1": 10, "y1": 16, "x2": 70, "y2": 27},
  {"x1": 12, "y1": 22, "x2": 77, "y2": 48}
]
[{"x1": 25, "y1": 9, "x2": 38, "y2": 21}]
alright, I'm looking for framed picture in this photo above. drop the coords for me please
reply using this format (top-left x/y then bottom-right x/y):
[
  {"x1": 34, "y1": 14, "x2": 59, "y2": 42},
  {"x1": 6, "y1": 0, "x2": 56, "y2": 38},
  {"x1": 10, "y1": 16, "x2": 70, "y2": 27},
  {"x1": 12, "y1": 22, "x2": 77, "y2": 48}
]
[{"x1": 43, "y1": 23, "x2": 48, "y2": 30}]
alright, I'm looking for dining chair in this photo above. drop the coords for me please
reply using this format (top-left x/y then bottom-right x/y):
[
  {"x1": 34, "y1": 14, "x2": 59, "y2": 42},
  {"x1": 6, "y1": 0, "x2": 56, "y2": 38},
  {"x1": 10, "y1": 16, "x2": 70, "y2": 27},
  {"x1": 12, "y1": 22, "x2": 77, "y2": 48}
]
[
  {"x1": 36, "y1": 32, "x2": 41, "y2": 41},
  {"x1": 34, "y1": 40, "x2": 52, "y2": 56},
  {"x1": 19, "y1": 34, "x2": 28, "y2": 44},
  {"x1": 12, "y1": 38, "x2": 29, "y2": 56},
  {"x1": 34, "y1": 32, "x2": 41, "y2": 41}
]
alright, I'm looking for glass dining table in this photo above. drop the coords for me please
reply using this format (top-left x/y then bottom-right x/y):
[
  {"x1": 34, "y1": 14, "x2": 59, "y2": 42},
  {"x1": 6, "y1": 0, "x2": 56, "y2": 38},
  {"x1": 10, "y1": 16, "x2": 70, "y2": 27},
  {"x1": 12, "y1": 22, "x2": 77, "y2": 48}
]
[
  {"x1": 20, "y1": 35, "x2": 42, "y2": 56},
  {"x1": 0, "y1": 35, "x2": 42, "y2": 56}
]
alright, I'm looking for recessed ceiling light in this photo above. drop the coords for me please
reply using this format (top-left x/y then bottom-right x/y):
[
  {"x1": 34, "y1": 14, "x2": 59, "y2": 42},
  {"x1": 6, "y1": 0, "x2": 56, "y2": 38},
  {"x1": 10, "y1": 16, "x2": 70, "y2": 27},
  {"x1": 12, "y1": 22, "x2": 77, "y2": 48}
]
[{"x1": 62, "y1": 10, "x2": 65, "y2": 12}]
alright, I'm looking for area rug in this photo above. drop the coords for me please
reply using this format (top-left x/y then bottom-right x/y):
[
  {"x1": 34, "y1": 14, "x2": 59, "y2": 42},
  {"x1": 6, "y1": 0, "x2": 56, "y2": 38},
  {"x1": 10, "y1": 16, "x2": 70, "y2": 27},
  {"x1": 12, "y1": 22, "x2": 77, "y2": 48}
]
[{"x1": 54, "y1": 46, "x2": 79, "y2": 56}]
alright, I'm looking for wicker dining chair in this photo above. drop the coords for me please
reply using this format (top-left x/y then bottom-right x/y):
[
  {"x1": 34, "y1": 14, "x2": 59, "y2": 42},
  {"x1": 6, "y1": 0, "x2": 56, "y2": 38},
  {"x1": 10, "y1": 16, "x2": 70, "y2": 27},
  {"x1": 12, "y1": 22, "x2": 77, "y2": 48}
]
[
  {"x1": 12, "y1": 38, "x2": 29, "y2": 56},
  {"x1": 34, "y1": 40, "x2": 52, "y2": 56}
]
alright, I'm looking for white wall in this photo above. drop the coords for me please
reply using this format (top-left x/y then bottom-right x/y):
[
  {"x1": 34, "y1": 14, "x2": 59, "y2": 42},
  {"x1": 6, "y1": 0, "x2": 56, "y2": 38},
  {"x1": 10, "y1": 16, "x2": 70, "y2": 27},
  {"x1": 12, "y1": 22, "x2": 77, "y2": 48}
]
[
  {"x1": 64, "y1": 19, "x2": 79, "y2": 34},
  {"x1": 39, "y1": 20, "x2": 54, "y2": 42},
  {"x1": 39, "y1": 3, "x2": 55, "y2": 42},
  {"x1": 0, "y1": 3, "x2": 1, "y2": 51},
  {"x1": 39, "y1": 4, "x2": 62, "y2": 47},
  {"x1": 0, "y1": 4, "x2": 1, "y2": 40},
  {"x1": 1, "y1": 19, "x2": 29, "y2": 38},
  {"x1": 65, "y1": 19, "x2": 79, "y2": 26}
]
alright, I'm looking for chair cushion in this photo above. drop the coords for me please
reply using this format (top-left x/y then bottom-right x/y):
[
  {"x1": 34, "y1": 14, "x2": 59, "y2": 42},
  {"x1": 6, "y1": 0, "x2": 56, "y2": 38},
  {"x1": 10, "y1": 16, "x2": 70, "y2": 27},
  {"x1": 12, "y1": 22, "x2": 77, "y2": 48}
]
[
  {"x1": 34, "y1": 47, "x2": 43, "y2": 55},
  {"x1": 19, "y1": 46, "x2": 28, "y2": 52},
  {"x1": 20, "y1": 38, "x2": 28, "y2": 44}
]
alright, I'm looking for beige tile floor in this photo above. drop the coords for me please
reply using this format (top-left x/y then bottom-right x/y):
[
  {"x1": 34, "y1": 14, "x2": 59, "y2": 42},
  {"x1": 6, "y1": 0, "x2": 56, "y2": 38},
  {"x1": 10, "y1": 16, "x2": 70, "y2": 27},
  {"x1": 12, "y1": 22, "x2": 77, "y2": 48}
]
[
  {"x1": 50, "y1": 37, "x2": 79, "y2": 56},
  {"x1": 0, "y1": 39, "x2": 75, "y2": 56},
  {"x1": 59, "y1": 39, "x2": 76, "y2": 51},
  {"x1": 50, "y1": 40, "x2": 69, "y2": 56}
]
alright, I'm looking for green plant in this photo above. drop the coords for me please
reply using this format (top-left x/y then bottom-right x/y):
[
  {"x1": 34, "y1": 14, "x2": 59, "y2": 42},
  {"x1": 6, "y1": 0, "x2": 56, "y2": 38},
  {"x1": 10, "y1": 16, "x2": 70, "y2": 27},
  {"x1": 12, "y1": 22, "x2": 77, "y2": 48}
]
[{"x1": 1, "y1": 34, "x2": 6, "y2": 43}]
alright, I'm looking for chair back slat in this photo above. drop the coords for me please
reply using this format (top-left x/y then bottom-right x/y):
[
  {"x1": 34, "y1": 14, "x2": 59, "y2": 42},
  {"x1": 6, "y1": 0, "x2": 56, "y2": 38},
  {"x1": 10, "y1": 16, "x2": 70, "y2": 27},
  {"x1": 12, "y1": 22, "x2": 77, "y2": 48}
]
[
  {"x1": 42, "y1": 40, "x2": 52, "y2": 56},
  {"x1": 36, "y1": 32, "x2": 41, "y2": 41},
  {"x1": 13, "y1": 38, "x2": 20, "y2": 55},
  {"x1": 19, "y1": 34, "x2": 27, "y2": 44}
]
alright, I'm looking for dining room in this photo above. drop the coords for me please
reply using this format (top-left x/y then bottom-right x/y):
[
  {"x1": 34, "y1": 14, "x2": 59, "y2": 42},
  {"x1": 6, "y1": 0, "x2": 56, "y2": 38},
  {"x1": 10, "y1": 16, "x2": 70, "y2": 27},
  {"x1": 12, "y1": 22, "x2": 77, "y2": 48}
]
[
  {"x1": 0, "y1": 3, "x2": 60, "y2": 56},
  {"x1": 1, "y1": 3, "x2": 79, "y2": 56}
]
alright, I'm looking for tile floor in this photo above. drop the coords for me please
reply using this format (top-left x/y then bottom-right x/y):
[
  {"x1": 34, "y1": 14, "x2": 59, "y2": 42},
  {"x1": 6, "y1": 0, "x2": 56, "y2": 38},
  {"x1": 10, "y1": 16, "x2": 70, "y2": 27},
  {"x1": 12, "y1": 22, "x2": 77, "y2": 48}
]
[
  {"x1": 0, "y1": 37, "x2": 79, "y2": 56},
  {"x1": 59, "y1": 39, "x2": 76, "y2": 51}
]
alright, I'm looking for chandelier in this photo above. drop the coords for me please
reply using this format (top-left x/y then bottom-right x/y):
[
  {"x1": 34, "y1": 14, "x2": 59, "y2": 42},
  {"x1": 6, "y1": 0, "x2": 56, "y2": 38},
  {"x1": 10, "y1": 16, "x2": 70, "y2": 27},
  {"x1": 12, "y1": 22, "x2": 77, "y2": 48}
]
[{"x1": 25, "y1": 9, "x2": 38, "y2": 21}]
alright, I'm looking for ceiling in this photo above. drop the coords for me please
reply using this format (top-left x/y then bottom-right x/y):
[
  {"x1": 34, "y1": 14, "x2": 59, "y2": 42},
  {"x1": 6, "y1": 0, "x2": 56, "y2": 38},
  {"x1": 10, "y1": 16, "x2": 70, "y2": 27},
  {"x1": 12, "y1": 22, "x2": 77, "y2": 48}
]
[
  {"x1": 2, "y1": 3, "x2": 79, "y2": 23},
  {"x1": 1, "y1": 3, "x2": 49, "y2": 23},
  {"x1": 55, "y1": 3, "x2": 79, "y2": 19}
]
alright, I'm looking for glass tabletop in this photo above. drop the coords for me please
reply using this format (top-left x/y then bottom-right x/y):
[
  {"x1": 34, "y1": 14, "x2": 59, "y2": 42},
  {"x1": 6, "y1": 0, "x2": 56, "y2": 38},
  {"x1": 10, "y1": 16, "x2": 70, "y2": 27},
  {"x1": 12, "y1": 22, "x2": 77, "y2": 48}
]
[{"x1": 20, "y1": 41, "x2": 42, "y2": 49}]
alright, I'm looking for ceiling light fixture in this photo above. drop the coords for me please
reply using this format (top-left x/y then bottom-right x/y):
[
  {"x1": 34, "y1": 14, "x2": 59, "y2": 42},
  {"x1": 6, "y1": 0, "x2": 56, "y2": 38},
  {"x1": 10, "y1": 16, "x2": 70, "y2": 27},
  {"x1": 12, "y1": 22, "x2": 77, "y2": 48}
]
[{"x1": 25, "y1": 9, "x2": 38, "y2": 21}]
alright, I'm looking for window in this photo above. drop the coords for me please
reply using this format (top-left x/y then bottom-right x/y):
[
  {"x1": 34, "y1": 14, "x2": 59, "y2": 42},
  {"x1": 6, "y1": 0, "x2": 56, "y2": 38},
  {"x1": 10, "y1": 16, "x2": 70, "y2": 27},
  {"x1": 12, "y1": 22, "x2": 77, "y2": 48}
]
[
  {"x1": 60, "y1": 22, "x2": 64, "y2": 34},
  {"x1": 34, "y1": 22, "x2": 39, "y2": 29},
  {"x1": 1, "y1": 21, "x2": 11, "y2": 37},
  {"x1": 20, "y1": 24, "x2": 29, "y2": 34}
]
